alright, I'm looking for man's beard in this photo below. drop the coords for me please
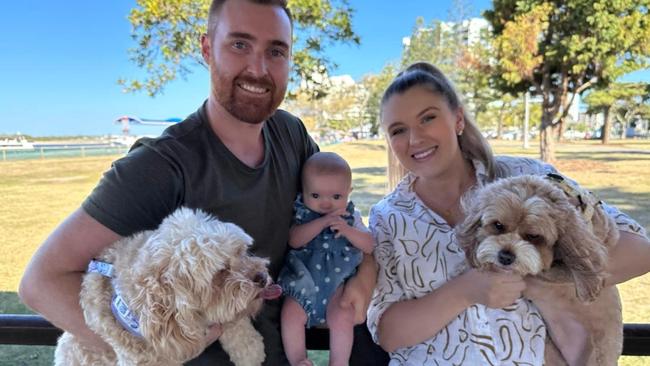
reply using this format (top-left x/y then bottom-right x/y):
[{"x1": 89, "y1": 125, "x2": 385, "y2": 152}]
[{"x1": 212, "y1": 70, "x2": 285, "y2": 124}]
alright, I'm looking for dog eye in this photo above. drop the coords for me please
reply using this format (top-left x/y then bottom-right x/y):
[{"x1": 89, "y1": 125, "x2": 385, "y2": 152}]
[
  {"x1": 493, "y1": 221, "x2": 506, "y2": 233},
  {"x1": 524, "y1": 233, "x2": 544, "y2": 244}
]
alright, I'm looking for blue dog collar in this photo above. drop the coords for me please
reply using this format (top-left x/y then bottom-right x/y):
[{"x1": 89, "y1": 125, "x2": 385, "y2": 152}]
[{"x1": 87, "y1": 260, "x2": 143, "y2": 338}]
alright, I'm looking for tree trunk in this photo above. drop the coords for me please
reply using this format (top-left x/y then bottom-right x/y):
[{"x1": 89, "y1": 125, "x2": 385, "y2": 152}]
[
  {"x1": 497, "y1": 104, "x2": 505, "y2": 139},
  {"x1": 602, "y1": 106, "x2": 612, "y2": 145},
  {"x1": 540, "y1": 112, "x2": 556, "y2": 162}
]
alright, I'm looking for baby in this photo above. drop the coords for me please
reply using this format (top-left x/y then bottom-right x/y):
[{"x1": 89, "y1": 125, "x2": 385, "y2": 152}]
[{"x1": 278, "y1": 152, "x2": 374, "y2": 366}]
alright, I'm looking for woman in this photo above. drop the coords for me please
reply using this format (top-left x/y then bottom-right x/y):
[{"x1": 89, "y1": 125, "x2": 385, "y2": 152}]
[{"x1": 366, "y1": 62, "x2": 650, "y2": 365}]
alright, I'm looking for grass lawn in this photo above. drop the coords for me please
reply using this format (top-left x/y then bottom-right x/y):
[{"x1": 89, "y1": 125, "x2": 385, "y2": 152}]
[{"x1": 1, "y1": 138, "x2": 649, "y2": 365}]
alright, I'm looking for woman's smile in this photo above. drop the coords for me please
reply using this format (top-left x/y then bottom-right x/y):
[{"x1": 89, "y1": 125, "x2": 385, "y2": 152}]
[{"x1": 411, "y1": 146, "x2": 437, "y2": 161}]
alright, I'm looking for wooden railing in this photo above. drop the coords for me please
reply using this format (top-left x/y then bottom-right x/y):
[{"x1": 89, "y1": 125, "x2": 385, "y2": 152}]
[{"x1": 1, "y1": 314, "x2": 650, "y2": 354}]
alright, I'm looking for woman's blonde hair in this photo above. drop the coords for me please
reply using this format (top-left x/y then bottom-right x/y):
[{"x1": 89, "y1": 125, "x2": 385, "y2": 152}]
[{"x1": 381, "y1": 62, "x2": 496, "y2": 189}]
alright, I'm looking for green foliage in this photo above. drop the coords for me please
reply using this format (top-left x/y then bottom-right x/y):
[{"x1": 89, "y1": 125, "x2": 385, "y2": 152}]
[
  {"x1": 585, "y1": 82, "x2": 650, "y2": 125},
  {"x1": 481, "y1": 94, "x2": 542, "y2": 136},
  {"x1": 119, "y1": 0, "x2": 360, "y2": 98},
  {"x1": 360, "y1": 64, "x2": 397, "y2": 135},
  {"x1": 485, "y1": 0, "x2": 650, "y2": 161},
  {"x1": 283, "y1": 75, "x2": 370, "y2": 138},
  {"x1": 400, "y1": 16, "x2": 500, "y2": 126}
]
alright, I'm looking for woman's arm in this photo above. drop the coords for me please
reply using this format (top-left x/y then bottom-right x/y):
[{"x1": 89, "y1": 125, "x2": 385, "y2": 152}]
[
  {"x1": 377, "y1": 269, "x2": 525, "y2": 352},
  {"x1": 606, "y1": 231, "x2": 650, "y2": 285}
]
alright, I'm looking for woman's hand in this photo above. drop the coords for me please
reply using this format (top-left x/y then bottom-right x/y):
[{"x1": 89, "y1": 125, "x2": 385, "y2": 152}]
[{"x1": 461, "y1": 269, "x2": 525, "y2": 308}]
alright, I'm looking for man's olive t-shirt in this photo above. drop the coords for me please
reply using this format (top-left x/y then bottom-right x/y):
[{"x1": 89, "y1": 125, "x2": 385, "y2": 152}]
[{"x1": 82, "y1": 102, "x2": 318, "y2": 365}]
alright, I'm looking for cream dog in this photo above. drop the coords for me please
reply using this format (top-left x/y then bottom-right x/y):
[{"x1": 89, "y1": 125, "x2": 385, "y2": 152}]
[
  {"x1": 456, "y1": 174, "x2": 621, "y2": 366},
  {"x1": 54, "y1": 207, "x2": 282, "y2": 366}
]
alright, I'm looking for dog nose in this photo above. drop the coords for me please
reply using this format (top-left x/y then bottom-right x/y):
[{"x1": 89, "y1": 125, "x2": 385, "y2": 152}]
[
  {"x1": 253, "y1": 272, "x2": 268, "y2": 287},
  {"x1": 498, "y1": 250, "x2": 516, "y2": 266}
]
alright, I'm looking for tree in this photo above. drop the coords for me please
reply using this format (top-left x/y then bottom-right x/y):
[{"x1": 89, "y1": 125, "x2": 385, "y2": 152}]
[
  {"x1": 401, "y1": 18, "x2": 457, "y2": 75},
  {"x1": 360, "y1": 64, "x2": 397, "y2": 136},
  {"x1": 118, "y1": 0, "x2": 360, "y2": 98},
  {"x1": 283, "y1": 75, "x2": 369, "y2": 140},
  {"x1": 485, "y1": 0, "x2": 650, "y2": 162},
  {"x1": 317, "y1": 78, "x2": 368, "y2": 136},
  {"x1": 400, "y1": 17, "x2": 499, "y2": 126},
  {"x1": 584, "y1": 82, "x2": 650, "y2": 143}
]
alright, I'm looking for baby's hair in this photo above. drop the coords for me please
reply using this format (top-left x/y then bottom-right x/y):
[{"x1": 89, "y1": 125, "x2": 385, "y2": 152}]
[{"x1": 302, "y1": 152, "x2": 352, "y2": 185}]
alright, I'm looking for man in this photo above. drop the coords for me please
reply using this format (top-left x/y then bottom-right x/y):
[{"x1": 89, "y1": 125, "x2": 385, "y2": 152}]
[{"x1": 19, "y1": 0, "x2": 385, "y2": 364}]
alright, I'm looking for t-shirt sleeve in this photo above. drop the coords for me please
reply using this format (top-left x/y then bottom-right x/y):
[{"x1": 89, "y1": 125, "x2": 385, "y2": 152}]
[
  {"x1": 82, "y1": 144, "x2": 183, "y2": 236},
  {"x1": 297, "y1": 116, "x2": 319, "y2": 157},
  {"x1": 367, "y1": 204, "x2": 406, "y2": 344}
]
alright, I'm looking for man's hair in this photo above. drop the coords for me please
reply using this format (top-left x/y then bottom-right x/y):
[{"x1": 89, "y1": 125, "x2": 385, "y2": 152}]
[
  {"x1": 207, "y1": 0, "x2": 293, "y2": 39},
  {"x1": 302, "y1": 152, "x2": 352, "y2": 186}
]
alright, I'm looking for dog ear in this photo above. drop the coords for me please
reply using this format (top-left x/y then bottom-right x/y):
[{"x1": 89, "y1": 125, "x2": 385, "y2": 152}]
[
  {"x1": 457, "y1": 190, "x2": 484, "y2": 267},
  {"x1": 554, "y1": 204, "x2": 608, "y2": 302},
  {"x1": 133, "y1": 268, "x2": 208, "y2": 362}
]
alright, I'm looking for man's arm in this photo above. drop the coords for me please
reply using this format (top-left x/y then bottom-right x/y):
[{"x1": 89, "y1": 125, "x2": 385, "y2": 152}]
[
  {"x1": 19, "y1": 208, "x2": 122, "y2": 350},
  {"x1": 340, "y1": 254, "x2": 378, "y2": 324}
]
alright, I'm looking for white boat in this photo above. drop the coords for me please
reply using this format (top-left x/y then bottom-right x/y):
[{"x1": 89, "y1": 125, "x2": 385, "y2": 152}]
[{"x1": 0, "y1": 137, "x2": 35, "y2": 150}]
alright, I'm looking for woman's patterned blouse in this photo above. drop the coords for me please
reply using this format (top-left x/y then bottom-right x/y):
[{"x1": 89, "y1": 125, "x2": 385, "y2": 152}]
[{"x1": 367, "y1": 156, "x2": 647, "y2": 365}]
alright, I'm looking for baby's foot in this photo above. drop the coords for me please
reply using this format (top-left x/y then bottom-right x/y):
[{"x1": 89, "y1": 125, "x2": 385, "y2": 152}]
[{"x1": 296, "y1": 359, "x2": 314, "y2": 366}]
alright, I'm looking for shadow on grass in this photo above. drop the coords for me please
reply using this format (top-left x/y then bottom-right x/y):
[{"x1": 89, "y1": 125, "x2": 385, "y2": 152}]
[
  {"x1": 591, "y1": 187, "x2": 650, "y2": 230},
  {"x1": 351, "y1": 190, "x2": 386, "y2": 216},
  {"x1": 353, "y1": 167, "x2": 386, "y2": 176},
  {"x1": 558, "y1": 151, "x2": 650, "y2": 162},
  {"x1": 344, "y1": 142, "x2": 386, "y2": 151},
  {"x1": 0, "y1": 291, "x2": 54, "y2": 366}
]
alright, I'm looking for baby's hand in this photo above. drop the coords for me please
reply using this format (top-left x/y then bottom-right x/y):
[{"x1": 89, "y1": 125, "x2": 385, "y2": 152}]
[
  {"x1": 329, "y1": 219, "x2": 351, "y2": 238},
  {"x1": 320, "y1": 208, "x2": 349, "y2": 227},
  {"x1": 325, "y1": 208, "x2": 350, "y2": 219}
]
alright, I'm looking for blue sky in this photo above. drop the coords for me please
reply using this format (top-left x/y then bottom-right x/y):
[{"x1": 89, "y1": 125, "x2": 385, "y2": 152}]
[
  {"x1": 0, "y1": 0, "x2": 646, "y2": 137},
  {"x1": 0, "y1": 0, "x2": 494, "y2": 137}
]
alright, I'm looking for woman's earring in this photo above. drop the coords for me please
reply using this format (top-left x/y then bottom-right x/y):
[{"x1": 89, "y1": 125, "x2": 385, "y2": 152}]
[{"x1": 457, "y1": 129, "x2": 464, "y2": 136}]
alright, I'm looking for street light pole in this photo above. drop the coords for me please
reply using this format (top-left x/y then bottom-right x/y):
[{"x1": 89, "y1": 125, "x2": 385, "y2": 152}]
[{"x1": 523, "y1": 91, "x2": 530, "y2": 149}]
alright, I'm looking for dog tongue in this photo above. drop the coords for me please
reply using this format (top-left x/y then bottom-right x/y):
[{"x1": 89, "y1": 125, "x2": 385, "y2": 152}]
[{"x1": 261, "y1": 284, "x2": 282, "y2": 300}]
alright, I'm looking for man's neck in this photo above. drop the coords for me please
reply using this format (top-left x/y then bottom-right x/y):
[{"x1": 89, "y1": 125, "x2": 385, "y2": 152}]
[{"x1": 205, "y1": 97, "x2": 266, "y2": 168}]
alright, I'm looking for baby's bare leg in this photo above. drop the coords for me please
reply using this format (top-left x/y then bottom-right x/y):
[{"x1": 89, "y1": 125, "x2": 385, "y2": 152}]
[
  {"x1": 326, "y1": 286, "x2": 355, "y2": 366},
  {"x1": 282, "y1": 297, "x2": 311, "y2": 366}
]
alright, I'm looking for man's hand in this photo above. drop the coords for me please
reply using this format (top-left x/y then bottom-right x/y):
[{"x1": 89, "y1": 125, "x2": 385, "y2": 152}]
[
  {"x1": 340, "y1": 254, "x2": 378, "y2": 324},
  {"x1": 340, "y1": 275, "x2": 369, "y2": 324},
  {"x1": 78, "y1": 336, "x2": 113, "y2": 354},
  {"x1": 203, "y1": 323, "x2": 223, "y2": 348}
]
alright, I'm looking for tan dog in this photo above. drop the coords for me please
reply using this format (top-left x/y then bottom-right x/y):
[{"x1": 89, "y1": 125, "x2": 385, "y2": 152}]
[
  {"x1": 54, "y1": 207, "x2": 281, "y2": 366},
  {"x1": 456, "y1": 174, "x2": 621, "y2": 366}
]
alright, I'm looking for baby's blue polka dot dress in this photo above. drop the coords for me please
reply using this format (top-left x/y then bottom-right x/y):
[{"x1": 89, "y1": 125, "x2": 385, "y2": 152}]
[{"x1": 278, "y1": 196, "x2": 363, "y2": 327}]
